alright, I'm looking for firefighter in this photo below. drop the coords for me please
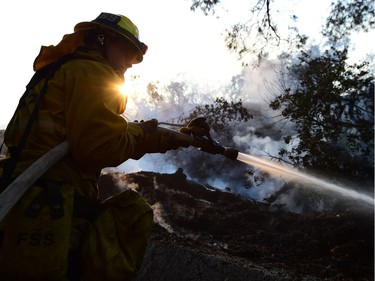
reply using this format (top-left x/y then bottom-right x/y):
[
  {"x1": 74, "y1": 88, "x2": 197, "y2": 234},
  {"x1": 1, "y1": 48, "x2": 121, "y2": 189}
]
[{"x1": 0, "y1": 12, "x2": 188, "y2": 280}]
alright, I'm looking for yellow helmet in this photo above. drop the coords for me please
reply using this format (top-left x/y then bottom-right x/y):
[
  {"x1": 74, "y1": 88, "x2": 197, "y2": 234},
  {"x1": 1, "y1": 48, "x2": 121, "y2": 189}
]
[{"x1": 74, "y1": 12, "x2": 148, "y2": 63}]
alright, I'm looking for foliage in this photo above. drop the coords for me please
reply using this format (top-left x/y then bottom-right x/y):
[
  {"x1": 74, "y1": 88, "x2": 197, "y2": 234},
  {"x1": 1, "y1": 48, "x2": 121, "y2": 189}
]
[
  {"x1": 224, "y1": 0, "x2": 281, "y2": 63},
  {"x1": 270, "y1": 46, "x2": 374, "y2": 185},
  {"x1": 146, "y1": 82, "x2": 164, "y2": 108},
  {"x1": 189, "y1": 0, "x2": 280, "y2": 61},
  {"x1": 140, "y1": 0, "x2": 375, "y2": 196},
  {"x1": 188, "y1": 0, "x2": 374, "y2": 188},
  {"x1": 158, "y1": 97, "x2": 254, "y2": 186},
  {"x1": 189, "y1": 0, "x2": 220, "y2": 15},
  {"x1": 147, "y1": 82, "x2": 163, "y2": 103},
  {"x1": 189, "y1": 0, "x2": 374, "y2": 64},
  {"x1": 324, "y1": 0, "x2": 374, "y2": 42},
  {"x1": 265, "y1": 0, "x2": 374, "y2": 187},
  {"x1": 178, "y1": 97, "x2": 253, "y2": 140}
]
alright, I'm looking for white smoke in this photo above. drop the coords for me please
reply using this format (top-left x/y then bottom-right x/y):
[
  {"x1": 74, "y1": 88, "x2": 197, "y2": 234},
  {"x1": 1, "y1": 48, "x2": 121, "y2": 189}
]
[
  {"x1": 122, "y1": 60, "x2": 287, "y2": 175},
  {"x1": 117, "y1": 153, "x2": 178, "y2": 174},
  {"x1": 115, "y1": 58, "x2": 345, "y2": 213},
  {"x1": 151, "y1": 202, "x2": 175, "y2": 233}
]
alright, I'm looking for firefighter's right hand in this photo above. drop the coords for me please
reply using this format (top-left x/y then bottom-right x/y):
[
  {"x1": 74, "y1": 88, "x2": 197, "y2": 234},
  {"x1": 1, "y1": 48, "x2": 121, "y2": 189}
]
[{"x1": 131, "y1": 119, "x2": 189, "y2": 159}]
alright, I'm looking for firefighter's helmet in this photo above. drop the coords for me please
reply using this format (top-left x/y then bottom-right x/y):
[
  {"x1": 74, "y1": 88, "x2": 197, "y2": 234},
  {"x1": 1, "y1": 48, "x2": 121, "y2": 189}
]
[{"x1": 74, "y1": 12, "x2": 147, "y2": 63}]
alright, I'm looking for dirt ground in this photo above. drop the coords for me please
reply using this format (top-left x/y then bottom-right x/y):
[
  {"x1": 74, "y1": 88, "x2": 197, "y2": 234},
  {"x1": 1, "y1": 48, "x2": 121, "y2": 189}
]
[{"x1": 99, "y1": 171, "x2": 374, "y2": 281}]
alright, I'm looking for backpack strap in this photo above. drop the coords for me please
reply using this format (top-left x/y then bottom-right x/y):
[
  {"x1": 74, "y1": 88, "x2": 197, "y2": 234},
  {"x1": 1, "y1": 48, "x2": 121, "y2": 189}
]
[{"x1": 1, "y1": 55, "x2": 74, "y2": 191}]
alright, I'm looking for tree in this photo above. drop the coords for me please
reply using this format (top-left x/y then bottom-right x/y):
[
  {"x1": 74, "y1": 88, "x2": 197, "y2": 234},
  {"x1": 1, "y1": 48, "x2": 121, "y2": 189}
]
[
  {"x1": 324, "y1": 0, "x2": 374, "y2": 42},
  {"x1": 180, "y1": 0, "x2": 374, "y2": 206},
  {"x1": 270, "y1": 46, "x2": 374, "y2": 186},
  {"x1": 189, "y1": 0, "x2": 374, "y2": 61},
  {"x1": 189, "y1": 0, "x2": 220, "y2": 15},
  {"x1": 162, "y1": 97, "x2": 253, "y2": 187},
  {"x1": 178, "y1": 97, "x2": 253, "y2": 140}
]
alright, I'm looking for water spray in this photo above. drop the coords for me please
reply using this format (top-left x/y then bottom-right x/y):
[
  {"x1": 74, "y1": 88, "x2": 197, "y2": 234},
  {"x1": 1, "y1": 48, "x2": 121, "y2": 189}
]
[
  {"x1": 157, "y1": 118, "x2": 374, "y2": 206},
  {"x1": 1, "y1": 117, "x2": 373, "y2": 222},
  {"x1": 237, "y1": 153, "x2": 374, "y2": 206}
]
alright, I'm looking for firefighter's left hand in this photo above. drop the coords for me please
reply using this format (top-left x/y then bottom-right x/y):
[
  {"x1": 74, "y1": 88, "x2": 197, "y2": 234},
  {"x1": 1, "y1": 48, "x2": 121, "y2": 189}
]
[{"x1": 131, "y1": 119, "x2": 190, "y2": 159}]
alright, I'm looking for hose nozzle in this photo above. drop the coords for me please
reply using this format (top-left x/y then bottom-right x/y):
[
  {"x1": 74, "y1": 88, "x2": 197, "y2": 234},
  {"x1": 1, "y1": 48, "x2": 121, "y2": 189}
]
[
  {"x1": 222, "y1": 147, "x2": 239, "y2": 160},
  {"x1": 155, "y1": 120, "x2": 239, "y2": 160},
  {"x1": 199, "y1": 141, "x2": 238, "y2": 161}
]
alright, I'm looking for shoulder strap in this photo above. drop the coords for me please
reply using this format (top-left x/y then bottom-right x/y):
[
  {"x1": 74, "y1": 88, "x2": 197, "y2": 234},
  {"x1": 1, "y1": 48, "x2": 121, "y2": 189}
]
[{"x1": 1, "y1": 55, "x2": 73, "y2": 190}]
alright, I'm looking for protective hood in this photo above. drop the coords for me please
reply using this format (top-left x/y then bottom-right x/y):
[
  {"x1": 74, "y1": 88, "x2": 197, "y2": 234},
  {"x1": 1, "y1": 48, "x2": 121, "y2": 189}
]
[{"x1": 33, "y1": 32, "x2": 85, "y2": 71}]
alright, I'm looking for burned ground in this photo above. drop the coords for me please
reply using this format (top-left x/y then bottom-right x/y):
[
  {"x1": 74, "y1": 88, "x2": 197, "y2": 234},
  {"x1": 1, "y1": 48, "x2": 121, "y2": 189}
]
[{"x1": 98, "y1": 171, "x2": 374, "y2": 281}]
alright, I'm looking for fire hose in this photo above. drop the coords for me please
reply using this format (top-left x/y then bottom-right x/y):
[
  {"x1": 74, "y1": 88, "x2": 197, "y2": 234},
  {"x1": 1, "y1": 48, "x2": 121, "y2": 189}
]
[
  {"x1": 0, "y1": 141, "x2": 69, "y2": 221},
  {"x1": 155, "y1": 125, "x2": 238, "y2": 160},
  {"x1": 0, "y1": 119, "x2": 238, "y2": 221}
]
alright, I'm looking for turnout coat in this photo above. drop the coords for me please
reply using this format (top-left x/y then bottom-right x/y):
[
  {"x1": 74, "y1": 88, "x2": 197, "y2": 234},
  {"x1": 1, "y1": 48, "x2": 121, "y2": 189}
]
[{"x1": 0, "y1": 48, "x2": 153, "y2": 281}]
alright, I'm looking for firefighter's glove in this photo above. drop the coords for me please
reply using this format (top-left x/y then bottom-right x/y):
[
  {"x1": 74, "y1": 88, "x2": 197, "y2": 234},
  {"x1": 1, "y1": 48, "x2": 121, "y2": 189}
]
[{"x1": 131, "y1": 119, "x2": 189, "y2": 159}]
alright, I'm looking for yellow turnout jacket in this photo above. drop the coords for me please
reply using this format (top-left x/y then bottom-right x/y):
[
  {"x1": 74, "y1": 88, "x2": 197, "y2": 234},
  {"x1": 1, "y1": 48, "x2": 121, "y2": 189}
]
[{"x1": 1, "y1": 48, "x2": 144, "y2": 198}]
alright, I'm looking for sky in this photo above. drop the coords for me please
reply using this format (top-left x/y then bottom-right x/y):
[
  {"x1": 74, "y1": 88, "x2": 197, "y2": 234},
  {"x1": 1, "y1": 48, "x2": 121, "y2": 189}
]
[
  {"x1": 0, "y1": 0, "x2": 241, "y2": 128},
  {"x1": 0, "y1": 0, "x2": 338, "y2": 129}
]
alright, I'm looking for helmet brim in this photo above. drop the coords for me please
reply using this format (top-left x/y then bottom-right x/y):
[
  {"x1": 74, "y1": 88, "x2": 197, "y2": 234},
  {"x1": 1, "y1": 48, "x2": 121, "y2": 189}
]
[{"x1": 74, "y1": 21, "x2": 144, "y2": 63}]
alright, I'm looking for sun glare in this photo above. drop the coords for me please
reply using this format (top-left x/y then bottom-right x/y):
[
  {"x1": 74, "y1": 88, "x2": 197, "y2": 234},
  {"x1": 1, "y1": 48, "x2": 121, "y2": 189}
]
[
  {"x1": 116, "y1": 82, "x2": 139, "y2": 118},
  {"x1": 118, "y1": 83, "x2": 128, "y2": 97}
]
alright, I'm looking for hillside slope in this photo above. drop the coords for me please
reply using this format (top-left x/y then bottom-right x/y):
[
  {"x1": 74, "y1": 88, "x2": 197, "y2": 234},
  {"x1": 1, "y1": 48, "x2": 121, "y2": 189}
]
[{"x1": 98, "y1": 171, "x2": 374, "y2": 281}]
